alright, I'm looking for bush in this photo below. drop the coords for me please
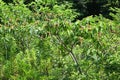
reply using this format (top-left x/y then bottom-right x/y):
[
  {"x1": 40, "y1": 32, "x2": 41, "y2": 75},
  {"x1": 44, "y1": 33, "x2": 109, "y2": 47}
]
[{"x1": 0, "y1": 0, "x2": 120, "y2": 80}]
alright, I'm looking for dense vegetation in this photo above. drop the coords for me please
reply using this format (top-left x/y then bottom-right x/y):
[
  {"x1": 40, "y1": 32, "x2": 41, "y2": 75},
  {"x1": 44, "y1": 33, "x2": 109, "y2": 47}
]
[{"x1": 0, "y1": 0, "x2": 120, "y2": 80}]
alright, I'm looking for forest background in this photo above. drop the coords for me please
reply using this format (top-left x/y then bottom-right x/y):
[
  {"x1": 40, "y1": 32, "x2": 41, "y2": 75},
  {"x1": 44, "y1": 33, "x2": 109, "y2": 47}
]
[{"x1": 0, "y1": 0, "x2": 120, "y2": 80}]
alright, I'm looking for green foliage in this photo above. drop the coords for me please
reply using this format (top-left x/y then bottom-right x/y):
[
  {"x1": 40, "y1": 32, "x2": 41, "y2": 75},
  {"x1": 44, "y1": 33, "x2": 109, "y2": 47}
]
[
  {"x1": 110, "y1": 8, "x2": 120, "y2": 23},
  {"x1": 0, "y1": 0, "x2": 120, "y2": 80}
]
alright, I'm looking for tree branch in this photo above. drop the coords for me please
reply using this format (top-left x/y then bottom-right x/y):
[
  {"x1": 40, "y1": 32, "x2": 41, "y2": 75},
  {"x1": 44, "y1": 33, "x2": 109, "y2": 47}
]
[{"x1": 56, "y1": 35, "x2": 82, "y2": 74}]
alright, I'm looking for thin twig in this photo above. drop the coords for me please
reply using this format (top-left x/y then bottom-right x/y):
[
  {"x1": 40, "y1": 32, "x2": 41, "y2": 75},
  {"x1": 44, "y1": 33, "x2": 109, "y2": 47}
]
[{"x1": 56, "y1": 35, "x2": 82, "y2": 74}]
